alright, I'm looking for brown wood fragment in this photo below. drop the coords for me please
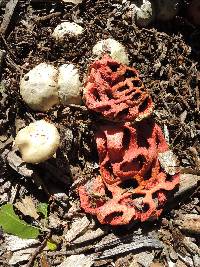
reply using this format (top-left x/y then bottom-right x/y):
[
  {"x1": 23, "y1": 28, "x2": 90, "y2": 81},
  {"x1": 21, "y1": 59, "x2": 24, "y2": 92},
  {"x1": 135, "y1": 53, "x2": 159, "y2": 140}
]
[
  {"x1": 34, "y1": 12, "x2": 62, "y2": 23},
  {"x1": 0, "y1": 0, "x2": 19, "y2": 36},
  {"x1": 175, "y1": 214, "x2": 200, "y2": 234},
  {"x1": 174, "y1": 173, "x2": 200, "y2": 198}
]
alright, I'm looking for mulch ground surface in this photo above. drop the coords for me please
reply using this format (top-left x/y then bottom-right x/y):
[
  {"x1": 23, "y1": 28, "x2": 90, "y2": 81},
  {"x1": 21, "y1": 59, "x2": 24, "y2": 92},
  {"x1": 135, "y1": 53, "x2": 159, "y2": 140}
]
[{"x1": 0, "y1": 1, "x2": 199, "y2": 266}]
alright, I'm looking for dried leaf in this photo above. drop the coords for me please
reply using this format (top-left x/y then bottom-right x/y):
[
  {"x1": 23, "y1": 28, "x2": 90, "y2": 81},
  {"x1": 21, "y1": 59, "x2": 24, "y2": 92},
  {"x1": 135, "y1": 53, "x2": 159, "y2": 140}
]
[
  {"x1": 0, "y1": 203, "x2": 40, "y2": 239},
  {"x1": 15, "y1": 196, "x2": 39, "y2": 220}
]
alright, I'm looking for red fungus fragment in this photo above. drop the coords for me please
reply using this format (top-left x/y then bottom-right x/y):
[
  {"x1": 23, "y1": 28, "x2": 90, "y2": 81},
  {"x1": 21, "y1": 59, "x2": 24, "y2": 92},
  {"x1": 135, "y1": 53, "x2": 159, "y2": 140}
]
[
  {"x1": 84, "y1": 55, "x2": 153, "y2": 122},
  {"x1": 78, "y1": 121, "x2": 180, "y2": 225}
]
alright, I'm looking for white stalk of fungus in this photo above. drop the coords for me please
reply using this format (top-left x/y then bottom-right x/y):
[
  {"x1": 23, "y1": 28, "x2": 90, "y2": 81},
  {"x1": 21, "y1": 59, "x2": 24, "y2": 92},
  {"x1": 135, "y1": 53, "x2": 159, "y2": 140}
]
[
  {"x1": 58, "y1": 64, "x2": 82, "y2": 105},
  {"x1": 20, "y1": 63, "x2": 82, "y2": 111},
  {"x1": 20, "y1": 63, "x2": 59, "y2": 112},
  {"x1": 15, "y1": 120, "x2": 60, "y2": 164},
  {"x1": 52, "y1": 22, "x2": 84, "y2": 42},
  {"x1": 92, "y1": 38, "x2": 129, "y2": 65}
]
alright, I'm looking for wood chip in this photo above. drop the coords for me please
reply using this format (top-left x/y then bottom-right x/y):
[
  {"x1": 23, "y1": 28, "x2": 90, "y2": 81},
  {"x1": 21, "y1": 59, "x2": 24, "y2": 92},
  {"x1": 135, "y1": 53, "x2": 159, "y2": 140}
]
[
  {"x1": 58, "y1": 255, "x2": 94, "y2": 267},
  {"x1": 174, "y1": 173, "x2": 200, "y2": 198},
  {"x1": 72, "y1": 228, "x2": 106, "y2": 245},
  {"x1": 64, "y1": 216, "x2": 90, "y2": 243},
  {"x1": 5, "y1": 234, "x2": 39, "y2": 252},
  {"x1": 0, "y1": 0, "x2": 19, "y2": 36},
  {"x1": 175, "y1": 214, "x2": 200, "y2": 234}
]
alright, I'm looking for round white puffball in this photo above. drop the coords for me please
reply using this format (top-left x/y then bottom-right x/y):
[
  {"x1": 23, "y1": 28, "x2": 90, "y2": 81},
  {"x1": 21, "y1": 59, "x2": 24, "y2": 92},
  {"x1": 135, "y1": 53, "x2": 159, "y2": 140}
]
[
  {"x1": 20, "y1": 63, "x2": 59, "y2": 112},
  {"x1": 20, "y1": 63, "x2": 82, "y2": 111},
  {"x1": 52, "y1": 22, "x2": 84, "y2": 42},
  {"x1": 15, "y1": 120, "x2": 60, "y2": 164},
  {"x1": 92, "y1": 38, "x2": 129, "y2": 65},
  {"x1": 58, "y1": 64, "x2": 82, "y2": 105},
  {"x1": 135, "y1": 0, "x2": 154, "y2": 27}
]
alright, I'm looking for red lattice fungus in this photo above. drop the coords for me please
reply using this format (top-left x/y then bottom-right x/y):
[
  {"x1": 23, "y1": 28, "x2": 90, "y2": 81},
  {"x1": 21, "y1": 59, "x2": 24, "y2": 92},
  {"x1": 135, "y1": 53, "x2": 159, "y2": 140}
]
[
  {"x1": 78, "y1": 120, "x2": 180, "y2": 225},
  {"x1": 84, "y1": 55, "x2": 153, "y2": 122}
]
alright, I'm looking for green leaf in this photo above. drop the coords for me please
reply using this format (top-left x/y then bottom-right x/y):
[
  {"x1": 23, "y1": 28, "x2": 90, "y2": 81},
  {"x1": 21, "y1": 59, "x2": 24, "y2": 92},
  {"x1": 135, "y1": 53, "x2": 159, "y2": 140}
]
[
  {"x1": 37, "y1": 203, "x2": 48, "y2": 219},
  {"x1": 0, "y1": 203, "x2": 40, "y2": 239},
  {"x1": 47, "y1": 240, "x2": 57, "y2": 251}
]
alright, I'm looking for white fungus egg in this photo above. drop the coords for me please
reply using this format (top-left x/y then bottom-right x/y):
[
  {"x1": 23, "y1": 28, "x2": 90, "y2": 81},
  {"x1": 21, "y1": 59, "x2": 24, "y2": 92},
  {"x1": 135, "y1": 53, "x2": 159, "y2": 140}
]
[
  {"x1": 20, "y1": 63, "x2": 82, "y2": 111},
  {"x1": 58, "y1": 64, "x2": 82, "y2": 105},
  {"x1": 52, "y1": 21, "x2": 84, "y2": 42},
  {"x1": 15, "y1": 120, "x2": 60, "y2": 164},
  {"x1": 20, "y1": 63, "x2": 59, "y2": 112},
  {"x1": 92, "y1": 38, "x2": 129, "y2": 65},
  {"x1": 135, "y1": 0, "x2": 154, "y2": 27}
]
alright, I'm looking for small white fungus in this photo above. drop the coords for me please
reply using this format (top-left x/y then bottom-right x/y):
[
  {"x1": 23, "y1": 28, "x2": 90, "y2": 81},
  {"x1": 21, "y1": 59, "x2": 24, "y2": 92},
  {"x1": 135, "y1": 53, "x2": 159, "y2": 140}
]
[
  {"x1": 52, "y1": 21, "x2": 84, "y2": 42},
  {"x1": 15, "y1": 120, "x2": 60, "y2": 164},
  {"x1": 135, "y1": 0, "x2": 154, "y2": 27},
  {"x1": 20, "y1": 63, "x2": 59, "y2": 112},
  {"x1": 20, "y1": 63, "x2": 82, "y2": 111},
  {"x1": 92, "y1": 38, "x2": 129, "y2": 65},
  {"x1": 58, "y1": 64, "x2": 82, "y2": 105}
]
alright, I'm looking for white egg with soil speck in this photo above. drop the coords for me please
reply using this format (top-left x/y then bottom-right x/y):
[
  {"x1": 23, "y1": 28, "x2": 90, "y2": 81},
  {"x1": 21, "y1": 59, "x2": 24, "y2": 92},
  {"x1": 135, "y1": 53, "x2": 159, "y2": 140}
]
[
  {"x1": 20, "y1": 63, "x2": 59, "y2": 112},
  {"x1": 15, "y1": 120, "x2": 60, "y2": 164},
  {"x1": 52, "y1": 22, "x2": 84, "y2": 42}
]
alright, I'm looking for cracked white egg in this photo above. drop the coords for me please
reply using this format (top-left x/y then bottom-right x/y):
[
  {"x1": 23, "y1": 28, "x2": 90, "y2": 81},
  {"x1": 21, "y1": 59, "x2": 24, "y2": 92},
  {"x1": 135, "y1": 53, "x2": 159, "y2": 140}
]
[
  {"x1": 15, "y1": 120, "x2": 60, "y2": 164},
  {"x1": 92, "y1": 38, "x2": 129, "y2": 65},
  {"x1": 58, "y1": 64, "x2": 82, "y2": 105},
  {"x1": 52, "y1": 21, "x2": 84, "y2": 42},
  {"x1": 20, "y1": 63, "x2": 59, "y2": 112},
  {"x1": 20, "y1": 63, "x2": 82, "y2": 111}
]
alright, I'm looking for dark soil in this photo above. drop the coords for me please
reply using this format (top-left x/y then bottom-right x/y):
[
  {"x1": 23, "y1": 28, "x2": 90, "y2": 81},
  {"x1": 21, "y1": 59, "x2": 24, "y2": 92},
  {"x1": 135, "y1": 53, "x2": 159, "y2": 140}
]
[{"x1": 0, "y1": 0, "x2": 199, "y2": 266}]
